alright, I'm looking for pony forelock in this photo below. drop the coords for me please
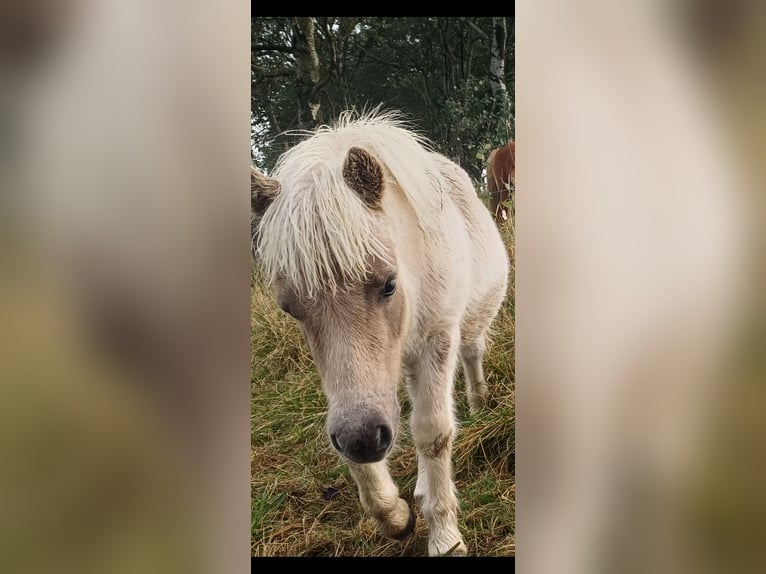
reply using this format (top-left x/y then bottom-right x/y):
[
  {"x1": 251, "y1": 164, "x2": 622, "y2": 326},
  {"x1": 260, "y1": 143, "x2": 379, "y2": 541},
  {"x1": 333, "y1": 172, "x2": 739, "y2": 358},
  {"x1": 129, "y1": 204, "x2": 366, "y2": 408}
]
[{"x1": 256, "y1": 109, "x2": 448, "y2": 298}]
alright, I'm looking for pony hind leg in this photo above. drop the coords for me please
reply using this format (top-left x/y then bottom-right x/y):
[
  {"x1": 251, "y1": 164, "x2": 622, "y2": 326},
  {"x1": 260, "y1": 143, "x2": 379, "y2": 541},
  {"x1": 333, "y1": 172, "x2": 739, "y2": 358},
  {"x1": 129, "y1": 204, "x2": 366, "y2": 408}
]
[
  {"x1": 459, "y1": 280, "x2": 507, "y2": 414},
  {"x1": 347, "y1": 460, "x2": 415, "y2": 540},
  {"x1": 460, "y1": 331, "x2": 488, "y2": 416}
]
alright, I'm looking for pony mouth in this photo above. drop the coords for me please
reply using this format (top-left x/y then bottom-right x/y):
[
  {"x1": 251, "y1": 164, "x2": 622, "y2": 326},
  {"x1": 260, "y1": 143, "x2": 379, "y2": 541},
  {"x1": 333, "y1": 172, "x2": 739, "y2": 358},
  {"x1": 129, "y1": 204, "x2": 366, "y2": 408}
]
[{"x1": 338, "y1": 445, "x2": 393, "y2": 465}]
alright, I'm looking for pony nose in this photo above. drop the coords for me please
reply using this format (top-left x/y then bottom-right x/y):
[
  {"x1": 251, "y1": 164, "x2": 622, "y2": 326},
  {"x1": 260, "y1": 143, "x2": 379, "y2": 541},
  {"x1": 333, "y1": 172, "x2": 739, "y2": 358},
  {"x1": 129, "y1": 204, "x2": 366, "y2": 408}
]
[{"x1": 330, "y1": 424, "x2": 392, "y2": 464}]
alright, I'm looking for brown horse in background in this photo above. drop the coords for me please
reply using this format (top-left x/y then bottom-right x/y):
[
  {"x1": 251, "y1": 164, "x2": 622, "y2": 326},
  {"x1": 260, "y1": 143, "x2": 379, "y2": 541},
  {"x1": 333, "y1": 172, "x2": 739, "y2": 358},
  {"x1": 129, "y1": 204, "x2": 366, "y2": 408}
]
[{"x1": 487, "y1": 141, "x2": 515, "y2": 223}]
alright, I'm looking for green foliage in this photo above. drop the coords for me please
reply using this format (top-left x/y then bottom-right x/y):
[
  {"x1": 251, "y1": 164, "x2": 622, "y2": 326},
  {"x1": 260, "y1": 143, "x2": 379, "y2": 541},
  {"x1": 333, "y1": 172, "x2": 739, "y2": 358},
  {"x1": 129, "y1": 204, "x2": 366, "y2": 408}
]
[
  {"x1": 441, "y1": 76, "x2": 512, "y2": 183},
  {"x1": 252, "y1": 17, "x2": 514, "y2": 182}
]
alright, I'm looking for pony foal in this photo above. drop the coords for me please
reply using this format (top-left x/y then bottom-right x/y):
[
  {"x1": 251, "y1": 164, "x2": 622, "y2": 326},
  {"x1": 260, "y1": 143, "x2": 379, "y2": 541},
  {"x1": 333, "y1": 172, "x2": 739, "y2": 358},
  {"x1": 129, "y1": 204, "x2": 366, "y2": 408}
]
[{"x1": 251, "y1": 112, "x2": 509, "y2": 556}]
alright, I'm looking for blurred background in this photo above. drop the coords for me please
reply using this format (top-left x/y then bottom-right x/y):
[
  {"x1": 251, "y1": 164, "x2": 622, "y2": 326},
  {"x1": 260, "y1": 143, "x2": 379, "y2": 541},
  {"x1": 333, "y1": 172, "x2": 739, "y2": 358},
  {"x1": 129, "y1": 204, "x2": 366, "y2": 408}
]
[
  {"x1": 518, "y1": 1, "x2": 766, "y2": 573},
  {"x1": 0, "y1": 1, "x2": 765, "y2": 571},
  {"x1": 0, "y1": 1, "x2": 250, "y2": 573}
]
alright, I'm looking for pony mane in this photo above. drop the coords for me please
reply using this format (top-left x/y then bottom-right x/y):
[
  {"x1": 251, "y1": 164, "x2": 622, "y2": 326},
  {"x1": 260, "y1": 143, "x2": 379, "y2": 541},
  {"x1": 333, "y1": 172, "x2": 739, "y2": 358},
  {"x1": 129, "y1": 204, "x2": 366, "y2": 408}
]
[{"x1": 257, "y1": 109, "x2": 449, "y2": 298}]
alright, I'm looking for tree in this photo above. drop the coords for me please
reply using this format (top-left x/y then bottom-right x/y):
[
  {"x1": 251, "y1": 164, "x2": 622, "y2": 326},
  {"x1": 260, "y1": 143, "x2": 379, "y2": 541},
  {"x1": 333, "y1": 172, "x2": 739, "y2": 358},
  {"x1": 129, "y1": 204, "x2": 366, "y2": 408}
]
[
  {"x1": 252, "y1": 17, "x2": 514, "y2": 186},
  {"x1": 293, "y1": 17, "x2": 321, "y2": 129},
  {"x1": 490, "y1": 17, "x2": 512, "y2": 139}
]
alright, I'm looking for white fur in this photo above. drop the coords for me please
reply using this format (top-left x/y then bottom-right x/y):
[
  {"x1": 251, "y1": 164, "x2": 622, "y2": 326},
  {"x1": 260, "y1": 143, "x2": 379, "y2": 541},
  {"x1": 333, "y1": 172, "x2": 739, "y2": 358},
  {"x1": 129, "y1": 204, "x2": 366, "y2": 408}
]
[{"x1": 257, "y1": 110, "x2": 448, "y2": 299}]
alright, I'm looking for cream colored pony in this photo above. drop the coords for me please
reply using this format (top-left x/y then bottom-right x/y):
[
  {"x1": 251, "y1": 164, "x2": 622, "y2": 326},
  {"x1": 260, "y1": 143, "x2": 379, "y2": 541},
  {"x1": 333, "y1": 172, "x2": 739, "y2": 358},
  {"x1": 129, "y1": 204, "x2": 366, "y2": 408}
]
[{"x1": 251, "y1": 111, "x2": 509, "y2": 556}]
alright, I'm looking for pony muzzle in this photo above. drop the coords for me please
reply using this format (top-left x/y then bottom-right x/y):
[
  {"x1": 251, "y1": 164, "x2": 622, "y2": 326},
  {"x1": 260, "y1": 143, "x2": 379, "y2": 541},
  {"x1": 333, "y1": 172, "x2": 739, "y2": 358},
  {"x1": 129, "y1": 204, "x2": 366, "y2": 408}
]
[{"x1": 329, "y1": 419, "x2": 394, "y2": 464}]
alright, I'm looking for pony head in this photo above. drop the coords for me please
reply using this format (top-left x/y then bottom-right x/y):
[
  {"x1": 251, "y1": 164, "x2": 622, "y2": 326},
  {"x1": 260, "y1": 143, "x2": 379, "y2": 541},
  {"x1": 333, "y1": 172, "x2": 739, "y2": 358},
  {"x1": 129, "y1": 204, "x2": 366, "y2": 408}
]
[{"x1": 251, "y1": 117, "x2": 435, "y2": 463}]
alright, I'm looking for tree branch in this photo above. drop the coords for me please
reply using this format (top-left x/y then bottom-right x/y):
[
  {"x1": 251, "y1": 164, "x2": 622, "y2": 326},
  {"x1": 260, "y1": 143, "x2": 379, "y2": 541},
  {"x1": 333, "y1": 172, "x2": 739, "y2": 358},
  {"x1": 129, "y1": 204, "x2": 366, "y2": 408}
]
[
  {"x1": 252, "y1": 43, "x2": 295, "y2": 53},
  {"x1": 460, "y1": 17, "x2": 489, "y2": 41},
  {"x1": 252, "y1": 65, "x2": 293, "y2": 78}
]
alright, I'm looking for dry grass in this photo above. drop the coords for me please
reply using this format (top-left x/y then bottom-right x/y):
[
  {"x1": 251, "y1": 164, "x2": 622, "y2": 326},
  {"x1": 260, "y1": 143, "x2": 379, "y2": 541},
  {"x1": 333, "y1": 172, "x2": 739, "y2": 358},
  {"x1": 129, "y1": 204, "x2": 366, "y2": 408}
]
[{"x1": 251, "y1": 215, "x2": 515, "y2": 557}]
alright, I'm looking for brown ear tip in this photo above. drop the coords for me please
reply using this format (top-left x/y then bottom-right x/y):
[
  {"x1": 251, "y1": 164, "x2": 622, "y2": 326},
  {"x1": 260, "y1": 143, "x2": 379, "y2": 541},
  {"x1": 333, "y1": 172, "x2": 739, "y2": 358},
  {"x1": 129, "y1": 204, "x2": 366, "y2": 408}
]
[
  {"x1": 347, "y1": 146, "x2": 369, "y2": 158},
  {"x1": 343, "y1": 146, "x2": 383, "y2": 208},
  {"x1": 251, "y1": 165, "x2": 280, "y2": 216}
]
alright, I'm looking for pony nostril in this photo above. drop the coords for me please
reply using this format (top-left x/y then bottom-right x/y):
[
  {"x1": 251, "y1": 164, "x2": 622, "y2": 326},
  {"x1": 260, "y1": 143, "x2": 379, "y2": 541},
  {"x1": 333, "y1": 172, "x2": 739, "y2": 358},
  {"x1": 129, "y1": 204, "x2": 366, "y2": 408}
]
[
  {"x1": 376, "y1": 425, "x2": 392, "y2": 453},
  {"x1": 330, "y1": 434, "x2": 342, "y2": 453}
]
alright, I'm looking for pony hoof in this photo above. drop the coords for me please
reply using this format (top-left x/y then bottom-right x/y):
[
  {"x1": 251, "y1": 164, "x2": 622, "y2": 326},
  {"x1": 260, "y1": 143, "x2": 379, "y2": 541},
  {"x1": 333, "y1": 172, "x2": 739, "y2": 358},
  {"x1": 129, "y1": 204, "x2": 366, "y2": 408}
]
[
  {"x1": 468, "y1": 399, "x2": 486, "y2": 417},
  {"x1": 391, "y1": 509, "x2": 416, "y2": 540},
  {"x1": 431, "y1": 541, "x2": 467, "y2": 557},
  {"x1": 448, "y1": 543, "x2": 468, "y2": 556},
  {"x1": 429, "y1": 534, "x2": 467, "y2": 556},
  {"x1": 467, "y1": 388, "x2": 488, "y2": 416}
]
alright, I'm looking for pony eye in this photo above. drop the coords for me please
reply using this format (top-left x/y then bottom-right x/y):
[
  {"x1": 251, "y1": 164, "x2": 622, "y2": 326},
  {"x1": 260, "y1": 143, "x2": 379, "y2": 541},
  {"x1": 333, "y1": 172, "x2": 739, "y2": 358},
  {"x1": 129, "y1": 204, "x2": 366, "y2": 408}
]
[
  {"x1": 280, "y1": 301, "x2": 296, "y2": 319},
  {"x1": 381, "y1": 278, "x2": 397, "y2": 298}
]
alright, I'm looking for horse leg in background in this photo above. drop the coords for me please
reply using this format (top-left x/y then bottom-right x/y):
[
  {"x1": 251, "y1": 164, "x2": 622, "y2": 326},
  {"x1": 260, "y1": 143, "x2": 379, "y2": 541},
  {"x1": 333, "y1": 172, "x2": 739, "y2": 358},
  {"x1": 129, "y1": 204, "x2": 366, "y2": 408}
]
[
  {"x1": 495, "y1": 190, "x2": 509, "y2": 223},
  {"x1": 488, "y1": 175, "x2": 509, "y2": 223},
  {"x1": 347, "y1": 460, "x2": 415, "y2": 540},
  {"x1": 506, "y1": 180, "x2": 515, "y2": 222},
  {"x1": 407, "y1": 327, "x2": 467, "y2": 556}
]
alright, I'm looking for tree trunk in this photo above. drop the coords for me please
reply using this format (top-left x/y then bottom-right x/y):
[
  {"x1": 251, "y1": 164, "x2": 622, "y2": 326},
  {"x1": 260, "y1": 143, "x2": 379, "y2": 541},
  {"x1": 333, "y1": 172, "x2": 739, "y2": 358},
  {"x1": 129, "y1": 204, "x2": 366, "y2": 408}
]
[
  {"x1": 489, "y1": 16, "x2": 509, "y2": 114},
  {"x1": 292, "y1": 17, "x2": 321, "y2": 129}
]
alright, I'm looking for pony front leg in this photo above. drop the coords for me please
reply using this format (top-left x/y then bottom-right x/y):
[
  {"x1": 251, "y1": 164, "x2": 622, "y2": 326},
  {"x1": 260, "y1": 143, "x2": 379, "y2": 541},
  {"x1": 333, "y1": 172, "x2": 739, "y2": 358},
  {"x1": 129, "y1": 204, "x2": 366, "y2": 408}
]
[
  {"x1": 347, "y1": 460, "x2": 415, "y2": 540},
  {"x1": 408, "y1": 329, "x2": 467, "y2": 556}
]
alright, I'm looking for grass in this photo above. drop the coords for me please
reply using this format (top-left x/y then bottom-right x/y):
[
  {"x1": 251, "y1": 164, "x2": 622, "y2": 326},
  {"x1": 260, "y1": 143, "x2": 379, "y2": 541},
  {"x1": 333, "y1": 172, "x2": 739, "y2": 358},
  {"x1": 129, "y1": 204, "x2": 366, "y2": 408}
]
[{"x1": 251, "y1": 215, "x2": 515, "y2": 557}]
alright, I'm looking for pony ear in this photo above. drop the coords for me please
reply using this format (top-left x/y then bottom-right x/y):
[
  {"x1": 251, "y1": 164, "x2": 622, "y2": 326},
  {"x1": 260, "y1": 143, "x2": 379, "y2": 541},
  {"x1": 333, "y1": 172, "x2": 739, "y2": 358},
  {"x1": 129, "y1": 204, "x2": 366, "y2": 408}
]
[
  {"x1": 251, "y1": 165, "x2": 280, "y2": 216},
  {"x1": 343, "y1": 147, "x2": 383, "y2": 208}
]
